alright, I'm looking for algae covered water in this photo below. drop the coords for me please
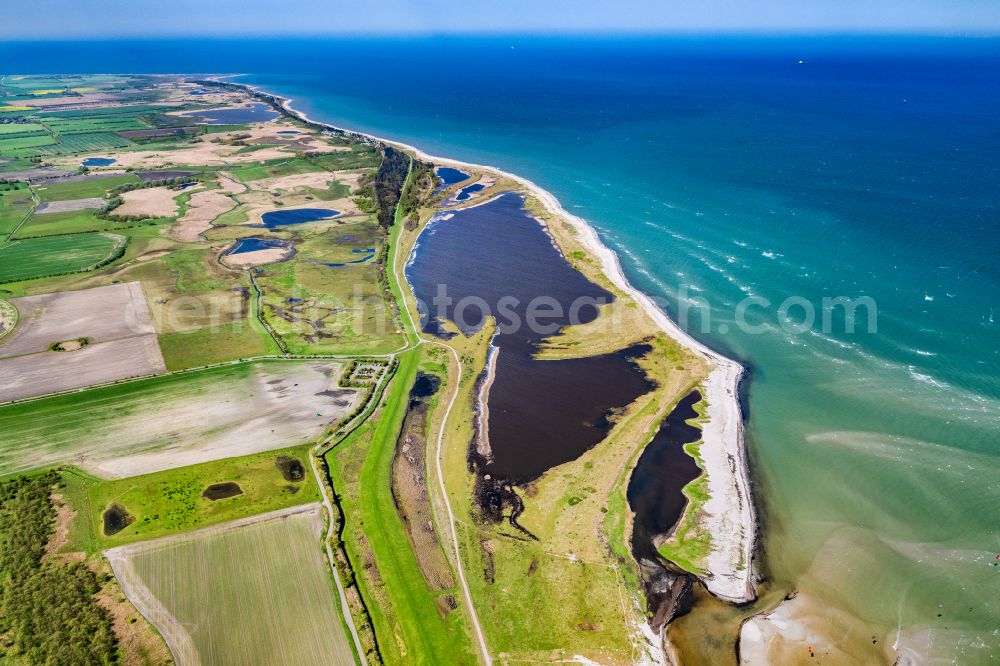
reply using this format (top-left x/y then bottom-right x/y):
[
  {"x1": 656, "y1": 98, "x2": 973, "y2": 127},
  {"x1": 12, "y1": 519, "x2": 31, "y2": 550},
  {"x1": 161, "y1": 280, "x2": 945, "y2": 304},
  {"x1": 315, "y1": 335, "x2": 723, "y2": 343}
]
[{"x1": 5, "y1": 36, "x2": 999, "y2": 661}]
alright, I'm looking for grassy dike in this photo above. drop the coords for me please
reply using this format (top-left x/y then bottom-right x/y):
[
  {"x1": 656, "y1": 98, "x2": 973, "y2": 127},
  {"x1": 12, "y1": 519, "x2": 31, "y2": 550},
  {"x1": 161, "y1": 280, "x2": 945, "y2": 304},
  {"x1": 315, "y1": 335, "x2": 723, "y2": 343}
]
[{"x1": 324, "y1": 347, "x2": 478, "y2": 665}]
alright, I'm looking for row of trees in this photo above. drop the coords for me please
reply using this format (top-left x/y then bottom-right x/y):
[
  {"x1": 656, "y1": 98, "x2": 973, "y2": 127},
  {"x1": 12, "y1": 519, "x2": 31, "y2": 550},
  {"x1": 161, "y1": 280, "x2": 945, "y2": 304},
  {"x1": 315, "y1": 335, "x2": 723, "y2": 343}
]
[{"x1": 0, "y1": 472, "x2": 118, "y2": 664}]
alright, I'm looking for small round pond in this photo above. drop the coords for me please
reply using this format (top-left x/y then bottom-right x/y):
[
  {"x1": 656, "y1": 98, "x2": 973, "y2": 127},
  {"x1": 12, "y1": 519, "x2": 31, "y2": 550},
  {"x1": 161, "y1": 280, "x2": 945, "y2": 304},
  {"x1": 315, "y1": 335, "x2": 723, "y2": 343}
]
[
  {"x1": 275, "y1": 455, "x2": 305, "y2": 482},
  {"x1": 103, "y1": 503, "x2": 135, "y2": 536},
  {"x1": 202, "y1": 482, "x2": 244, "y2": 500}
]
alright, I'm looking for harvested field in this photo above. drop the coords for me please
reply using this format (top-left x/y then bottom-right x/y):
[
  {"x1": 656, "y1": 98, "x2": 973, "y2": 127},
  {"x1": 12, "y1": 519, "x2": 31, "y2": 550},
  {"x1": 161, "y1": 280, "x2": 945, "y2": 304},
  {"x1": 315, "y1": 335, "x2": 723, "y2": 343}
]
[
  {"x1": 18, "y1": 93, "x2": 116, "y2": 108},
  {"x1": 0, "y1": 167, "x2": 74, "y2": 181},
  {"x1": 0, "y1": 360, "x2": 358, "y2": 477},
  {"x1": 0, "y1": 282, "x2": 164, "y2": 402},
  {"x1": 106, "y1": 505, "x2": 355, "y2": 666},
  {"x1": 171, "y1": 189, "x2": 236, "y2": 242},
  {"x1": 113, "y1": 186, "x2": 179, "y2": 218},
  {"x1": 0, "y1": 282, "x2": 155, "y2": 357},
  {"x1": 0, "y1": 336, "x2": 165, "y2": 403},
  {"x1": 136, "y1": 170, "x2": 196, "y2": 183},
  {"x1": 246, "y1": 170, "x2": 341, "y2": 192},
  {"x1": 35, "y1": 197, "x2": 104, "y2": 214}
]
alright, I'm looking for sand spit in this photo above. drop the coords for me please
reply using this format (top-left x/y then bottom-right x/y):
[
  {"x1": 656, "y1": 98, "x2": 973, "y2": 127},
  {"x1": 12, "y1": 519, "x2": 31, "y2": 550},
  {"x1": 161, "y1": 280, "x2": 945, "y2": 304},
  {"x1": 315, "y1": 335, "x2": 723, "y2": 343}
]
[{"x1": 235, "y1": 78, "x2": 758, "y2": 640}]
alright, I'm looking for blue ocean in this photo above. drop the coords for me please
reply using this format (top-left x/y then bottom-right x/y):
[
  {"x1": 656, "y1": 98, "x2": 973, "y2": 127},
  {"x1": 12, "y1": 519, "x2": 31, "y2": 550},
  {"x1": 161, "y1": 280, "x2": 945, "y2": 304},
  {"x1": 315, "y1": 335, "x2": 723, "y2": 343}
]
[{"x1": 4, "y1": 36, "x2": 998, "y2": 661}]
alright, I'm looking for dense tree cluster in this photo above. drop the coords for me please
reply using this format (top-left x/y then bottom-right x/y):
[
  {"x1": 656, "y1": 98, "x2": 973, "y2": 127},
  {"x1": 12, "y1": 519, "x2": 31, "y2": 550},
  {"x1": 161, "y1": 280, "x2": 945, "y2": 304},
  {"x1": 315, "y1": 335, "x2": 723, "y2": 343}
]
[
  {"x1": 374, "y1": 146, "x2": 409, "y2": 228},
  {"x1": 0, "y1": 473, "x2": 118, "y2": 664},
  {"x1": 398, "y1": 158, "x2": 435, "y2": 222}
]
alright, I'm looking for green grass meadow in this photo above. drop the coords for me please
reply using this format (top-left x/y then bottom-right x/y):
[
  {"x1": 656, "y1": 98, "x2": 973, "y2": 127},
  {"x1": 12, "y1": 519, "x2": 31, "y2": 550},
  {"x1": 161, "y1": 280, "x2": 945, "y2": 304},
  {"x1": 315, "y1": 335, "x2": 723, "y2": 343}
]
[{"x1": 79, "y1": 444, "x2": 319, "y2": 550}]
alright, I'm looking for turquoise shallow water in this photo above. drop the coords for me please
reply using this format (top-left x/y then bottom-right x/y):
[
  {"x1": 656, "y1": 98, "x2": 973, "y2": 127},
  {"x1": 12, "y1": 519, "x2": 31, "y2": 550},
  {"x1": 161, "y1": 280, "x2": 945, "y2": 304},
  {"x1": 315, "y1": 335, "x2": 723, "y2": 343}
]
[{"x1": 4, "y1": 36, "x2": 999, "y2": 660}]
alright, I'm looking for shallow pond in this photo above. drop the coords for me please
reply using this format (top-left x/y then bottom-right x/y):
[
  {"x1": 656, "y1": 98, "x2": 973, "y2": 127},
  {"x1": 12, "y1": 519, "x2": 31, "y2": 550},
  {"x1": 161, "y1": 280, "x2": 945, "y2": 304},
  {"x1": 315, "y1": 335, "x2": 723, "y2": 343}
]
[
  {"x1": 103, "y1": 502, "x2": 134, "y2": 536},
  {"x1": 228, "y1": 237, "x2": 290, "y2": 255},
  {"x1": 202, "y1": 482, "x2": 244, "y2": 500},
  {"x1": 275, "y1": 455, "x2": 305, "y2": 482},
  {"x1": 82, "y1": 157, "x2": 116, "y2": 167},
  {"x1": 260, "y1": 207, "x2": 339, "y2": 228}
]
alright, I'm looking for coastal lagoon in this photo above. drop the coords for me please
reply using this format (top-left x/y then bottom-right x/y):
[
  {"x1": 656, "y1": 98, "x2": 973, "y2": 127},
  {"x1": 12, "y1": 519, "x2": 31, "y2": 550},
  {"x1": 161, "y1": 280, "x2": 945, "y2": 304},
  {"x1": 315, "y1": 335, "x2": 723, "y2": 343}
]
[
  {"x1": 406, "y1": 193, "x2": 654, "y2": 483},
  {"x1": 5, "y1": 37, "x2": 998, "y2": 662}
]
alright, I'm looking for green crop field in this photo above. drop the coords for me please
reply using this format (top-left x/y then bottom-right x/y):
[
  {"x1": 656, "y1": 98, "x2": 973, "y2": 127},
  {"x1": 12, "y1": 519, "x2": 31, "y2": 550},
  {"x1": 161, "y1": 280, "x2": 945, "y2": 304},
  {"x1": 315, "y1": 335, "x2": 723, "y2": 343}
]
[
  {"x1": 16, "y1": 209, "x2": 107, "y2": 237},
  {"x1": 0, "y1": 232, "x2": 124, "y2": 283},
  {"x1": 0, "y1": 123, "x2": 47, "y2": 135},
  {"x1": 34, "y1": 174, "x2": 138, "y2": 201},
  {"x1": 0, "y1": 133, "x2": 57, "y2": 153},
  {"x1": 108, "y1": 506, "x2": 356, "y2": 666},
  {"x1": 16, "y1": 131, "x2": 132, "y2": 156},
  {"x1": 82, "y1": 444, "x2": 319, "y2": 549},
  {"x1": 158, "y1": 319, "x2": 278, "y2": 370}
]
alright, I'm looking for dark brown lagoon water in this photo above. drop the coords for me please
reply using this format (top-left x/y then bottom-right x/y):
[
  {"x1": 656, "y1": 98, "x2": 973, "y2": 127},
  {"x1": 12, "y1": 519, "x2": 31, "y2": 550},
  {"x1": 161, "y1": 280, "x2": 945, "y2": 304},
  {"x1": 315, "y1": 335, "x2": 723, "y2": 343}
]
[
  {"x1": 627, "y1": 390, "x2": 703, "y2": 563},
  {"x1": 405, "y1": 193, "x2": 654, "y2": 485}
]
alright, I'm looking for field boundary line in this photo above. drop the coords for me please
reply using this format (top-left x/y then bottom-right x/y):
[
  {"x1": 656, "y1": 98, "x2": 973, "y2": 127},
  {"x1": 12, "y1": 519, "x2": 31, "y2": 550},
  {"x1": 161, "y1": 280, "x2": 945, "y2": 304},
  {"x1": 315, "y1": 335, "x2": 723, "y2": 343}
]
[
  {"x1": 103, "y1": 503, "x2": 323, "y2": 557},
  {"x1": 309, "y1": 453, "x2": 368, "y2": 666},
  {"x1": 1, "y1": 185, "x2": 38, "y2": 247}
]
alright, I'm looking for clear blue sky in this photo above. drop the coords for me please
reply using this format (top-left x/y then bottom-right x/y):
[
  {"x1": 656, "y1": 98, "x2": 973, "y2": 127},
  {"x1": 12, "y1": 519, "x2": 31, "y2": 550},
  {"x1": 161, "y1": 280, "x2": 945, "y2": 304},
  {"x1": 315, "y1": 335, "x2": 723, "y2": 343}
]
[{"x1": 5, "y1": 0, "x2": 999, "y2": 39}]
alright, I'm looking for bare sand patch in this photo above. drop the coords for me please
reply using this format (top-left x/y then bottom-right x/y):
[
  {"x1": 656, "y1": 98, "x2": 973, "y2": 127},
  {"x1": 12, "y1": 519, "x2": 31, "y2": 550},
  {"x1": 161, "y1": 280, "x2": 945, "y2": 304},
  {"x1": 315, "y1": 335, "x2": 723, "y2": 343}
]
[
  {"x1": 45, "y1": 493, "x2": 75, "y2": 559},
  {"x1": 51, "y1": 141, "x2": 299, "y2": 170},
  {"x1": 216, "y1": 171, "x2": 246, "y2": 194},
  {"x1": 114, "y1": 187, "x2": 180, "y2": 218},
  {"x1": 136, "y1": 250, "x2": 171, "y2": 262},
  {"x1": 171, "y1": 189, "x2": 237, "y2": 243},
  {"x1": 36, "y1": 197, "x2": 105, "y2": 214},
  {"x1": 222, "y1": 246, "x2": 293, "y2": 268},
  {"x1": 247, "y1": 170, "x2": 338, "y2": 192},
  {"x1": 20, "y1": 93, "x2": 116, "y2": 108}
]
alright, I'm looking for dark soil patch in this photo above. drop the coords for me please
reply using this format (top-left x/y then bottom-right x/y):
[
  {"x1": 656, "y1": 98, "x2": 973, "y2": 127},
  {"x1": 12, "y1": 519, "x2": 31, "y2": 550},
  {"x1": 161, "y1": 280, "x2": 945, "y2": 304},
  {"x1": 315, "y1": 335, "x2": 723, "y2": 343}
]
[
  {"x1": 201, "y1": 482, "x2": 244, "y2": 500},
  {"x1": 275, "y1": 455, "x2": 305, "y2": 482},
  {"x1": 102, "y1": 503, "x2": 134, "y2": 536}
]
